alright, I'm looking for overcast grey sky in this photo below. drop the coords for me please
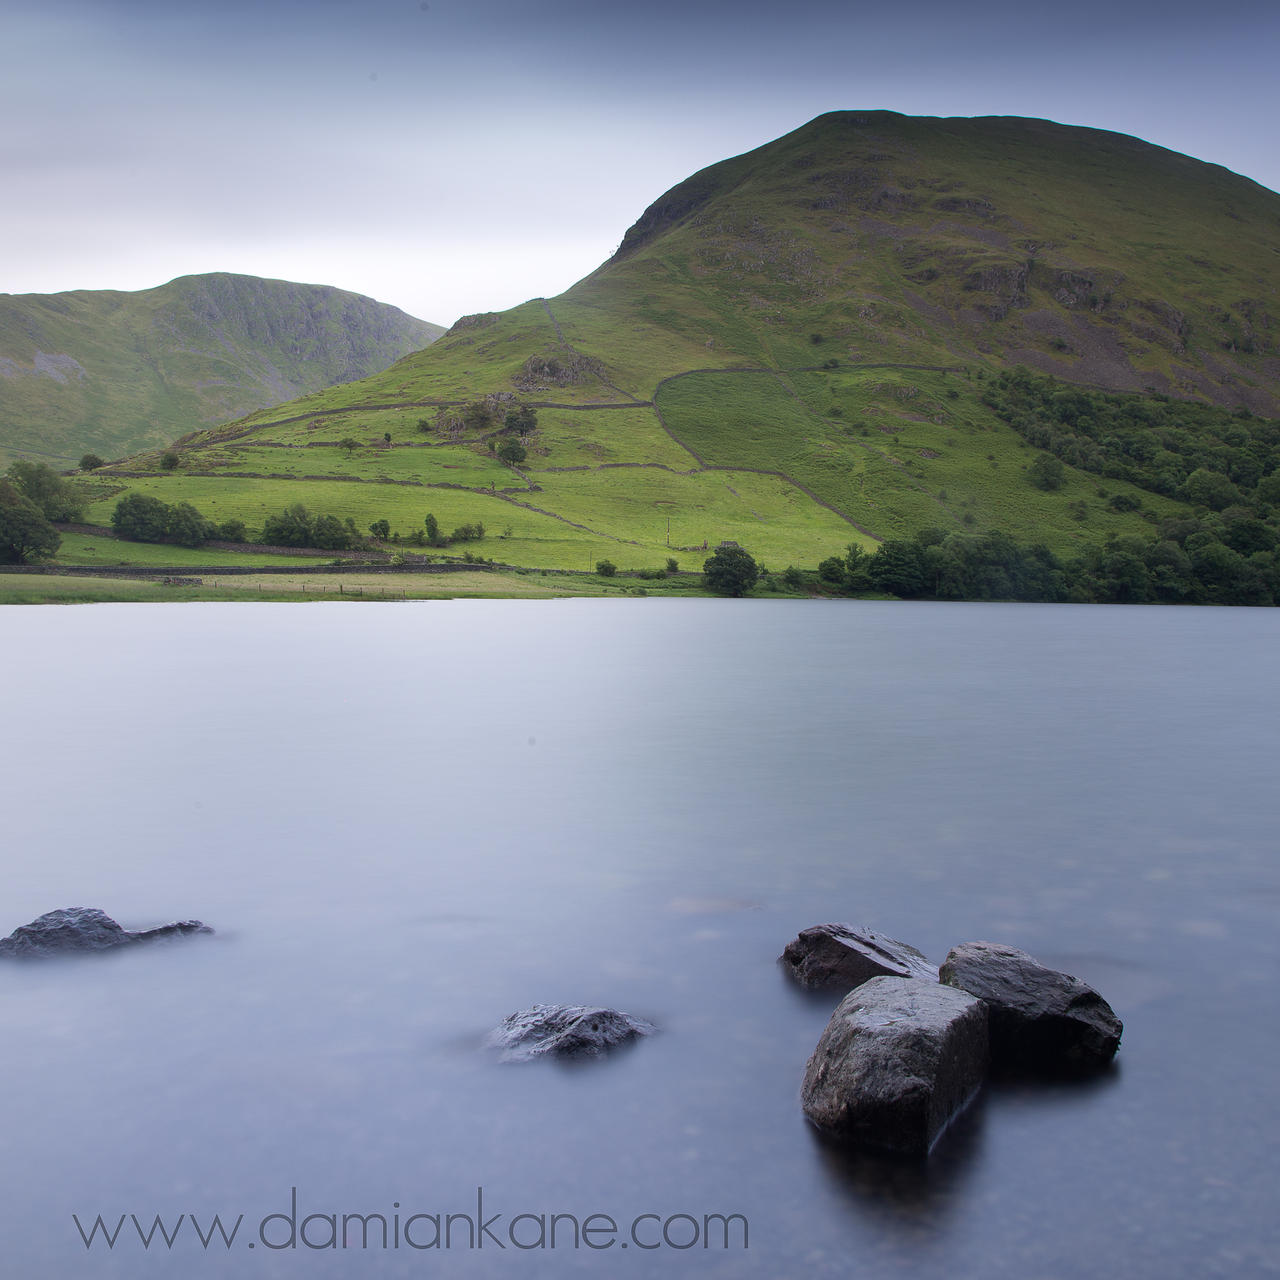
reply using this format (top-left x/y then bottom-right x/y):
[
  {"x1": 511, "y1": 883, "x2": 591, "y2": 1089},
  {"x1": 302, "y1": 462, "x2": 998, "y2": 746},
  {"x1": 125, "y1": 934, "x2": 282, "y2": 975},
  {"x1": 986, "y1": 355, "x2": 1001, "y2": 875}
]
[{"x1": 3, "y1": 0, "x2": 1277, "y2": 326}]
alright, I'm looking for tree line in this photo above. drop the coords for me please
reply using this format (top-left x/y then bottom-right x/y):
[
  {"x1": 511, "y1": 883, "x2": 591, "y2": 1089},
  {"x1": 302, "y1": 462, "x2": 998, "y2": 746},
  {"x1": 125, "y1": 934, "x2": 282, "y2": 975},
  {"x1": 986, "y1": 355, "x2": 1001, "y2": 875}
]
[{"x1": 813, "y1": 524, "x2": 1280, "y2": 605}]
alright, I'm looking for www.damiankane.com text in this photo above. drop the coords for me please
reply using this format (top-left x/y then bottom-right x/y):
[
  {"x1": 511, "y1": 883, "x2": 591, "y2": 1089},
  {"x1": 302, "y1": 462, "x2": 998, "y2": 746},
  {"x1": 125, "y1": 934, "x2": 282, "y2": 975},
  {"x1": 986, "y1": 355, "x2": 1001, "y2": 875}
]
[{"x1": 73, "y1": 1187, "x2": 749, "y2": 1253}]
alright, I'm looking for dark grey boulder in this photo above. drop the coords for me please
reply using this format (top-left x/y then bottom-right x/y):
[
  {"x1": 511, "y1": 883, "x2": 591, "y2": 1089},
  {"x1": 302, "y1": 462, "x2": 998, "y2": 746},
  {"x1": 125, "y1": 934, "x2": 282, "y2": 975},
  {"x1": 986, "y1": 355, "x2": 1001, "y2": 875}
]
[
  {"x1": 802, "y1": 976, "x2": 988, "y2": 1157},
  {"x1": 0, "y1": 907, "x2": 213, "y2": 958},
  {"x1": 939, "y1": 941, "x2": 1122, "y2": 1075},
  {"x1": 486, "y1": 1004, "x2": 655, "y2": 1062},
  {"x1": 781, "y1": 923, "x2": 936, "y2": 992}
]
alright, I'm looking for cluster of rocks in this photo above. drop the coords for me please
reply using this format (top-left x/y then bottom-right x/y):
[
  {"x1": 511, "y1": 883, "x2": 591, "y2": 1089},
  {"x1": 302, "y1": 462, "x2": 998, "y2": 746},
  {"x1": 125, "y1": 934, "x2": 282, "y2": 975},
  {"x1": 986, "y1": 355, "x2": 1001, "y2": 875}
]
[
  {"x1": 3, "y1": 906, "x2": 1120, "y2": 1165},
  {"x1": 0, "y1": 907, "x2": 213, "y2": 958},
  {"x1": 783, "y1": 923, "x2": 1123, "y2": 1156}
]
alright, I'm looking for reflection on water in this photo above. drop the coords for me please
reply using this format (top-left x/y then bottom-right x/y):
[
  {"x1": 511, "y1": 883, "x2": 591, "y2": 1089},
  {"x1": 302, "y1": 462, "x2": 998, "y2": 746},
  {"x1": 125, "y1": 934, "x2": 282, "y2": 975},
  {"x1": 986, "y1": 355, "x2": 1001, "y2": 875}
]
[
  {"x1": 809, "y1": 1100, "x2": 987, "y2": 1215},
  {"x1": 1, "y1": 599, "x2": 1278, "y2": 1278}
]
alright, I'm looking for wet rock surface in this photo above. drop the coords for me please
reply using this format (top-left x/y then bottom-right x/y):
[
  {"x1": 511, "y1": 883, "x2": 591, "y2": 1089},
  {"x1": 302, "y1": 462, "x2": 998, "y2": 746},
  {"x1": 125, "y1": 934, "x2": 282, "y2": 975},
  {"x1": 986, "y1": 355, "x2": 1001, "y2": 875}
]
[
  {"x1": 781, "y1": 924, "x2": 936, "y2": 991},
  {"x1": 485, "y1": 1004, "x2": 655, "y2": 1062},
  {"x1": 0, "y1": 907, "x2": 213, "y2": 958},
  {"x1": 939, "y1": 941, "x2": 1123, "y2": 1074},
  {"x1": 802, "y1": 976, "x2": 988, "y2": 1157}
]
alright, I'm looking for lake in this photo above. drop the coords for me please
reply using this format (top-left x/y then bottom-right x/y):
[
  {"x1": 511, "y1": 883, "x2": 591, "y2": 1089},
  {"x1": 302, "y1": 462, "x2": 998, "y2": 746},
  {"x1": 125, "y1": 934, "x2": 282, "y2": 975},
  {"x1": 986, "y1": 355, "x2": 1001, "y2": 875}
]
[{"x1": 1, "y1": 599, "x2": 1277, "y2": 1278}]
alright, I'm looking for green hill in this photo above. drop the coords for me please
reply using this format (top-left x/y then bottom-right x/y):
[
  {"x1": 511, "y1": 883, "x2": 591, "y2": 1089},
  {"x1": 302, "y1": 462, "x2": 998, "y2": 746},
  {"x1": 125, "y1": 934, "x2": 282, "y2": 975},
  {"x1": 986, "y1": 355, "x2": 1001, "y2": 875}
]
[
  {"x1": 0, "y1": 273, "x2": 443, "y2": 466},
  {"x1": 43, "y1": 113, "x2": 1280, "y2": 594}
]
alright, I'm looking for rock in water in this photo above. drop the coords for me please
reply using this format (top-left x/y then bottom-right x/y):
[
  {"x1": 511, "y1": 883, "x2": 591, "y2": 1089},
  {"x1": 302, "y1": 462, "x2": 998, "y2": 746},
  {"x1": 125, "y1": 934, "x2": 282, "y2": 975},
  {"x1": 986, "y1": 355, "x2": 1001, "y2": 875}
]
[
  {"x1": 939, "y1": 941, "x2": 1122, "y2": 1074},
  {"x1": 486, "y1": 1004, "x2": 655, "y2": 1062},
  {"x1": 802, "y1": 976, "x2": 988, "y2": 1157},
  {"x1": 780, "y1": 924, "x2": 936, "y2": 991},
  {"x1": 0, "y1": 907, "x2": 213, "y2": 958}
]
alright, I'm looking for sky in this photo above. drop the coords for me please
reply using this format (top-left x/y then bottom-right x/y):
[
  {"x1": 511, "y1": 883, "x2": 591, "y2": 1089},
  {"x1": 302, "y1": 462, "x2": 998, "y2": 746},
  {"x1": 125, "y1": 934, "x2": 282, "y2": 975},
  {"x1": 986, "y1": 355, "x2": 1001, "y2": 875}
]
[{"x1": 3, "y1": 0, "x2": 1278, "y2": 327}]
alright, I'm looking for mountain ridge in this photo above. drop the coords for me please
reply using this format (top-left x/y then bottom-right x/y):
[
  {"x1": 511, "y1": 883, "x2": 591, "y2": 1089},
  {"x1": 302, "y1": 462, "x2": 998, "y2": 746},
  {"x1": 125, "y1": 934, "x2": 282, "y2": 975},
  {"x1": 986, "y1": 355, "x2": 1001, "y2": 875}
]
[{"x1": 0, "y1": 272, "x2": 443, "y2": 465}]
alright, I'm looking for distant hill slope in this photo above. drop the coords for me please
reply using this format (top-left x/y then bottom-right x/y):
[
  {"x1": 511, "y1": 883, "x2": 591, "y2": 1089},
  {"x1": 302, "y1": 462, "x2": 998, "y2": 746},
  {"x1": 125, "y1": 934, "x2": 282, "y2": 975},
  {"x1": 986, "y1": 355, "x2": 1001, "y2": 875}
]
[
  {"x1": 0, "y1": 273, "x2": 443, "y2": 465},
  {"x1": 68, "y1": 114, "x2": 1280, "y2": 580}
]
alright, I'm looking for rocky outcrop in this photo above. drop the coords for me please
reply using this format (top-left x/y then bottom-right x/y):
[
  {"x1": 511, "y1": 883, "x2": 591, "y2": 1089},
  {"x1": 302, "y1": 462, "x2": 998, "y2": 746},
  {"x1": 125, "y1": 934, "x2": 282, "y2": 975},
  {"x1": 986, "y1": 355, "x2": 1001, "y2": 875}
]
[
  {"x1": 514, "y1": 352, "x2": 606, "y2": 390},
  {"x1": 963, "y1": 260, "x2": 1031, "y2": 319},
  {"x1": 801, "y1": 977, "x2": 988, "y2": 1157},
  {"x1": 0, "y1": 907, "x2": 213, "y2": 958},
  {"x1": 444, "y1": 312, "x2": 499, "y2": 336},
  {"x1": 939, "y1": 941, "x2": 1122, "y2": 1074},
  {"x1": 780, "y1": 924, "x2": 936, "y2": 992},
  {"x1": 485, "y1": 1004, "x2": 655, "y2": 1062}
]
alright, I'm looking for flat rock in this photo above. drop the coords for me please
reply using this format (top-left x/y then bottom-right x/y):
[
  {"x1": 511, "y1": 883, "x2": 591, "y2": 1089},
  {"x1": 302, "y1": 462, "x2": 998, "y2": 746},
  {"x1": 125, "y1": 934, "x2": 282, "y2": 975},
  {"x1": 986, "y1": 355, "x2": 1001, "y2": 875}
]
[
  {"x1": 485, "y1": 1004, "x2": 655, "y2": 1062},
  {"x1": 0, "y1": 907, "x2": 213, "y2": 958},
  {"x1": 802, "y1": 976, "x2": 988, "y2": 1157},
  {"x1": 939, "y1": 941, "x2": 1122, "y2": 1074},
  {"x1": 781, "y1": 923, "x2": 936, "y2": 991}
]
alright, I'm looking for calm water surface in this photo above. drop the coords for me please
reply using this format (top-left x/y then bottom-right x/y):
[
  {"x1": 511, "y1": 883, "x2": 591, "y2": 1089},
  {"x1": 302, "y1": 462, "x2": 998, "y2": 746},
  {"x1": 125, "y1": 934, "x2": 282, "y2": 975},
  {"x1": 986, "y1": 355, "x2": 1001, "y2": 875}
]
[{"x1": 1, "y1": 600, "x2": 1277, "y2": 1278}]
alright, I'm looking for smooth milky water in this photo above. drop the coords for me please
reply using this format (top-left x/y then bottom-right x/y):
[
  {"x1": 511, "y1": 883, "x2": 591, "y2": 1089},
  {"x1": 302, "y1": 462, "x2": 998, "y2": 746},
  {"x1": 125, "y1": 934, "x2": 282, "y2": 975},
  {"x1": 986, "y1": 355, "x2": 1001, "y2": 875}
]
[{"x1": 1, "y1": 599, "x2": 1277, "y2": 1278}]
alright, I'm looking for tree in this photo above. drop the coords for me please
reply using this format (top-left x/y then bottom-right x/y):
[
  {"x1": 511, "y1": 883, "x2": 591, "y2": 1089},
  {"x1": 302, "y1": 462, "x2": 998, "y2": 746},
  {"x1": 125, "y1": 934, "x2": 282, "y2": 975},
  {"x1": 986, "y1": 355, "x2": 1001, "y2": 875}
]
[
  {"x1": 424, "y1": 513, "x2": 442, "y2": 545},
  {"x1": 159, "y1": 450, "x2": 180, "y2": 471},
  {"x1": 0, "y1": 480, "x2": 60, "y2": 563},
  {"x1": 383, "y1": 432, "x2": 391, "y2": 447},
  {"x1": 512, "y1": 406, "x2": 538, "y2": 435},
  {"x1": 79, "y1": 453, "x2": 105, "y2": 472},
  {"x1": 596, "y1": 559, "x2": 617, "y2": 577},
  {"x1": 1179, "y1": 467, "x2": 1241, "y2": 512},
  {"x1": 666, "y1": 557, "x2": 679, "y2": 573},
  {"x1": 1255, "y1": 472, "x2": 1280, "y2": 506},
  {"x1": 703, "y1": 545, "x2": 759, "y2": 596},
  {"x1": 497, "y1": 437, "x2": 527, "y2": 465},
  {"x1": 5, "y1": 460, "x2": 85, "y2": 521},
  {"x1": 462, "y1": 401, "x2": 493, "y2": 432},
  {"x1": 844, "y1": 543, "x2": 874, "y2": 591},
  {"x1": 369, "y1": 519, "x2": 391, "y2": 540},
  {"x1": 339, "y1": 438, "x2": 360, "y2": 458},
  {"x1": 261, "y1": 504, "x2": 316, "y2": 547},
  {"x1": 165, "y1": 502, "x2": 212, "y2": 547},
  {"x1": 868, "y1": 540, "x2": 927, "y2": 597},
  {"x1": 1028, "y1": 452, "x2": 1066, "y2": 491}
]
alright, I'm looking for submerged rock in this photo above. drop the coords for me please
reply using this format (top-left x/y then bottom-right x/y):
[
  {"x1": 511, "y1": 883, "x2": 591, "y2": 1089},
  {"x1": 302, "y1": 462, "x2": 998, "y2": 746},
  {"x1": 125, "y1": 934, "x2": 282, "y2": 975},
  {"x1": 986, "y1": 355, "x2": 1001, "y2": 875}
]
[
  {"x1": 486, "y1": 1004, "x2": 655, "y2": 1062},
  {"x1": 0, "y1": 907, "x2": 213, "y2": 958},
  {"x1": 780, "y1": 924, "x2": 936, "y2": 992},
  {"x1": 939, "y1": 941, "x2": 1122, "y2": 1074},
  {"x1": 802, "y1": 976, "x2": 988, "y2": 1157}
]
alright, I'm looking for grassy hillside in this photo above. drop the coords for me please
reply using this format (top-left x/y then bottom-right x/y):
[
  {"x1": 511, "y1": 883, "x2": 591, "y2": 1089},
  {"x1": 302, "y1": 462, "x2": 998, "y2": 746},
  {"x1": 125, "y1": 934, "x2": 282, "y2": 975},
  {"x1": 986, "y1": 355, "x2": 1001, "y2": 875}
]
[
  {"x1": 0, "y1": 273, "x2": 443, "y2": 467},
  {"x1": 29, "y1": 113, "x2": 1280, "y2": 595}
]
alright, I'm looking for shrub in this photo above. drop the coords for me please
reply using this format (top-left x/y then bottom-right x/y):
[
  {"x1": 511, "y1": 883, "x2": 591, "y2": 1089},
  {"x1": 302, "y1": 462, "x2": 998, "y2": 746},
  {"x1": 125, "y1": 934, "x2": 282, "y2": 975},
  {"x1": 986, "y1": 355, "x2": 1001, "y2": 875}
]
[
  {"x1": 1028, "y1": 453, "x2": 1066, "y2": 491},
  {"x1": 596, "y1": 560, "x2": 617, "y2": 577}
]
